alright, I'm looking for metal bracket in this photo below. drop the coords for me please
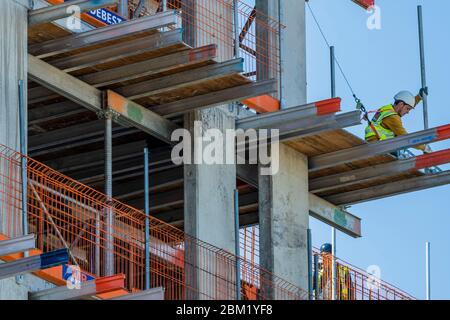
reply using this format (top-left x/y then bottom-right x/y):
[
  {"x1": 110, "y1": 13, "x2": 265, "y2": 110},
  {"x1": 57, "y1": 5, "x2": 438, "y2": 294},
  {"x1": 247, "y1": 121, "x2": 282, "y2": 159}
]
[
  {"x1": 96, "y1": 109, "x2": 121, "y2": 121},
  {"x1": 97, "y1": 108, "x2": 133, "y2": 128}
]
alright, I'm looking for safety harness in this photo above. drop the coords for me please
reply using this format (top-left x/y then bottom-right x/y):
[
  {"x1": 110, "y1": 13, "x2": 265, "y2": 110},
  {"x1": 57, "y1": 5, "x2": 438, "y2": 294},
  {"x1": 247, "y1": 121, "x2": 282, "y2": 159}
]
[{"x1": 353, "y1": 94, "x2": 381, "y2": 141}]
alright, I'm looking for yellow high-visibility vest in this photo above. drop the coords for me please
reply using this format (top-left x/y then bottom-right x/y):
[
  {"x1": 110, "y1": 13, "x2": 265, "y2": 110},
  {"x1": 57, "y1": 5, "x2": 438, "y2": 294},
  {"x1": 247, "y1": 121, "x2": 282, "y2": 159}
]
[
  {"x1": 338, "y1": 265, "x2": 350, "y2": 300},
  {"x1": 365, "y1": 104, "x2": 398, "y2": 141}
]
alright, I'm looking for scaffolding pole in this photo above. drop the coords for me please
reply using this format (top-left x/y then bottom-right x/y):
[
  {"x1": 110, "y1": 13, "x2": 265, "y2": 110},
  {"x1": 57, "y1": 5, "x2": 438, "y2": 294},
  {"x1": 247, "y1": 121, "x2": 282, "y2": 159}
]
[
  {"x1": 330, "y1": 45, "x2": 337, "y2": 301},
  {"x1": 19, "y1": 80, "x2": 28, "y2": 240},
  {"x1": 331, "y1": 227, "x2": 337, "y2": 300},
  {"x1": 233, "y1": 0, "x2": 240, "y2": 59},
  {"x1": 234, "y1": 189, "x2": 241, "y2": 300},
  {"x1": 313, "y1": 253, "x2": 319, "y2": 300},
  {"x1": 426, "y1": 242, "x2": 431, "y2": 300},
  {"x1": 417, "y1": 5, "x2": 429, "y2": 130},
  {"x1": 330, "y1": 46, "x2": 336, "y2": 98},
  {"x1": 104, "y1": 110, "x2": 114, "y2": 276},
  {"x1": 118, "y1": 0, "x2": 128, "y2": 18},
  {"x1": 307, "y1": 229, "x2": 313, "y2": 300},
  {"x1": 144, "y1": 147, "x2": 150, "y2": 290}
]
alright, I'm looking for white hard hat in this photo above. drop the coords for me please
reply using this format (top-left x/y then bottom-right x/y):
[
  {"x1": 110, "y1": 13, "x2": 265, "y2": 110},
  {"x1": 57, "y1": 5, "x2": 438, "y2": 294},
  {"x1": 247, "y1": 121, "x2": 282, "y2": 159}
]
[{"x1": 394, "y1": 91, "x2": 416, "y2": 108}]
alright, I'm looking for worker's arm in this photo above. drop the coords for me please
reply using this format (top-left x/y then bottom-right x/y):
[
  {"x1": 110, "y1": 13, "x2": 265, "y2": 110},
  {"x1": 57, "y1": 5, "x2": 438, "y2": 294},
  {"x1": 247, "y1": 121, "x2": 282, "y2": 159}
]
[
  {"x1": 415, "y1": 94, "x2": 422, "y2": 107},
  {"x1": 381, "y1": 115, "x2": 427, "y2": 152}
]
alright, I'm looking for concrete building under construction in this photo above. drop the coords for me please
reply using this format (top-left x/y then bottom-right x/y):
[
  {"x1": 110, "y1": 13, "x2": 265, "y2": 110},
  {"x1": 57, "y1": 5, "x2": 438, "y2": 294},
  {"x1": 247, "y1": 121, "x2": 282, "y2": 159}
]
[{"x1": 0, "y1": 0, "x2": 448, "y2": 300}]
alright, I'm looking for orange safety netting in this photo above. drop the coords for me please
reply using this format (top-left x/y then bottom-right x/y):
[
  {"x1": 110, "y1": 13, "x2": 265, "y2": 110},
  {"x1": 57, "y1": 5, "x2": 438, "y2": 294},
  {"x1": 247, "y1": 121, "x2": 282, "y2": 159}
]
[
  {"x1": 239, "y1": 226, "x2": 416, "y2": 300},
  {"x1": 129, "y1": 0, "x2": 283, "y2": 83},
  {"x1": 0, "y1": 144, "x2": 307, "y2": 300}
]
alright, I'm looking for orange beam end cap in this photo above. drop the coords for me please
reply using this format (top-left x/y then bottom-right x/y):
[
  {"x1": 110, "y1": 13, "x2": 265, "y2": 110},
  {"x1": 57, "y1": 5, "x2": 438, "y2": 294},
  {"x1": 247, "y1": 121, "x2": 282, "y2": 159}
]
[
  {"x1": 242, "y1": 95, "x2": 280, "y2": 114},
  {"x1": 315, "y1": 97, "x2": 341, "y2": 116},
  {"x1": 415, "y1": 149, "x2": 450, "y2": 170}
]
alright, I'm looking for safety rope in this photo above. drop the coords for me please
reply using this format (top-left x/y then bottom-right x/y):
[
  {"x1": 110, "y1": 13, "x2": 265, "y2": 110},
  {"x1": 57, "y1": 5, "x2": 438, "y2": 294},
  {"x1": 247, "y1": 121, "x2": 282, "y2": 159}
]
[
  {"x1": 353, "y1": 94, "x2": 381, "y2": 140},
  {"x1": 306, "y1": 2, "x2": 381, "y2": 139},
  {"x1": 306, "y1": 2, "x2": 358, "y2": 98}
]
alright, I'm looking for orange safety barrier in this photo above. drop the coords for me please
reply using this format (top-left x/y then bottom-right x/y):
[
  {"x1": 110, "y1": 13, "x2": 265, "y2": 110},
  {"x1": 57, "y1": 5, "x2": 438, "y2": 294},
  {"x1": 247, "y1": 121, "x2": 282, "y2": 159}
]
[
  {"x1": 130, "y1": 0, "x2": 283, "y2": 85},
  {"x1": 0, "y1": 144, "x2": 308, "y2": 300},
  {"x1": 238, "y1": 225, "x2": 416, "y2": 300},
  {"x1": 312, "y1": 249, "x2": 416, "y2": 300}
]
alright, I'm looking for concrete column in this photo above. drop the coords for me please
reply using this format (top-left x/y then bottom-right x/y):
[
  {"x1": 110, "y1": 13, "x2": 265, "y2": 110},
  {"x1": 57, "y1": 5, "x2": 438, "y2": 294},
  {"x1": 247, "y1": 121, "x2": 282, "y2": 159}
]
[
  {"x1": 184, "y1": 108, "x2": 237, "y2": 300},
  {"x1": 259, "y1": 144, "x2": 309, "y2": 296},
  {"x1": 0, "y1": 0, "x2": 29, "y2": 150},
  {"x1": 257, "y1": 0, "x2": 309, "y2": 296},
  {"x1": 0, "y1": 0, "x2": 30, "y2": 237},
  {"x1": 182, "y1": 0, "x2": 237, "y2": 300}
]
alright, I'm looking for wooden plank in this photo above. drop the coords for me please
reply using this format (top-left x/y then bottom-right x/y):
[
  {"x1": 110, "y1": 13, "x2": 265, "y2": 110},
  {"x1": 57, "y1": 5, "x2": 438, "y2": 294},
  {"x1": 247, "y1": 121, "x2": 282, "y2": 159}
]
[
  {"x1": 325, "y1": 171, "x2": 450, "y2": 205},
  {"x1": 29, "y1": 101, "x2": 84, "y2": 125},
  {"x1": 29, "y1": 10, "x2": 179, "y2": 57},
  {"x1": 116, "y1": 58, "x2": 244, "y2": 100},
  {"x1": 315, "y1": 172, "x2": 423, "y2": 198},
  {"x1": 28, "y1": 44, "x2": 215, "y2": 106},
  {"x1": 310, "y1": 157, "x2": 417, "y2": 193},
  {"x1": 29, "y1": 55, "x2": 180, "y2": 144},
  {"x1": 309, "y1": 125, "x2": 450, "y2": 172},
  {"x1": 79, "y1": 44, "x2": 217, "y2": 87},
  {"x1": 46, "y1": 29, "x2": 184, "y2": 73}
]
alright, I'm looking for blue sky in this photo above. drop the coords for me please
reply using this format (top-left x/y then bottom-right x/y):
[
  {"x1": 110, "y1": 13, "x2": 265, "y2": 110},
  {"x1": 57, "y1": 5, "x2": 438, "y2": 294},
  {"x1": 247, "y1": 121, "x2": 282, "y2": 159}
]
[{"x1": 306, "y1": 0, "x2": 450, "y2": 300}]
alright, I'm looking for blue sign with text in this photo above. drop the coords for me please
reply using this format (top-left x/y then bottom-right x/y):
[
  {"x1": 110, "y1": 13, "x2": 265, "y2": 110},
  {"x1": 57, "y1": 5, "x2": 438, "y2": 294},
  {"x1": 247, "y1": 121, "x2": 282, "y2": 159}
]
[
  {"x1": 87, "y1": 8, "x2": 125, "y2": 25},
  {"x1": 63, "y1": 0, "x2": 125, "y2": 26}
]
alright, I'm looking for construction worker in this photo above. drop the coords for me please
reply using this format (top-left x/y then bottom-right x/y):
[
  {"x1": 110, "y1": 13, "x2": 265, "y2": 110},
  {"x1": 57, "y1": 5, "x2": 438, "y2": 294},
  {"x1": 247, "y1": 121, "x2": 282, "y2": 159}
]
[
  {"x1": 336, "y1": 263, "x2": 354, "y2": 300},
  {"x1": 364, "y1": 89, "x2": 432, "y2": 155},
  {"x1": 315, "y1": 243, "x2": 333, "y2": 300},
  {"x1": 315, "y1": 243, "x2": 355, "y2": 300}
]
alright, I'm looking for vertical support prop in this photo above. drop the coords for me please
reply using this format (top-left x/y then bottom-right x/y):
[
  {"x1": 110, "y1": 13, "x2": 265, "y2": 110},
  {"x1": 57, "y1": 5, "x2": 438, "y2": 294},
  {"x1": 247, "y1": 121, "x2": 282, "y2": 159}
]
[
  {"x1": 234, "y1": 189, "x2": 241, "y2": 300},
  {"x1": 18, "y1": 80, "x2": 28, "y2": 239},
  {"x1": 144, "y1": 147, "x2": 151, "y2": 290},
  {"x1": 233, "y1": 0, "x2": 240, "y2": 59},
  {"x1": 104, "y1": 110, "x2": 114, "y2": 276},
  {"x1": 313, "y1": 253, "x2": 319, "y2": 300},
  {"x1": 331, "y1": 227, "x2": 337, "y2": 300},
  {"x1": 95, "y1": 211, "x2": 100, "y2": 276},
  {"x1": 230, "y1": 0, "x2": 240, "y2": 114},
  {"x1": 417, "y1": 5, "x2": 429, "y2": 130},
  {"x1": 330, "y1": 46, "x2": 336, "y2": 98},
  {"x1": 330, "y1": 46, "x2": 337, "y2": 301},
  {"x1": 118, "y1": 0, "x2": 129, "y2": 18},
  {"x1": 278, "y1": 0, "x2": 285, "y2": 107},
  {"x1": 426, "y1": 241, "x2": 431, "y2": 300},
  {"x1": 307, "y1": 228, "x2": 313, "y2": 300}
]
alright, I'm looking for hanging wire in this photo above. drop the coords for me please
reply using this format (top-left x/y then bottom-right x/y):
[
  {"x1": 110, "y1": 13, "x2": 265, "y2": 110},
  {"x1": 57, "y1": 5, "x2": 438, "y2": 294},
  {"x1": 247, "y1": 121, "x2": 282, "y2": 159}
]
[
  {"x1": 306, "y1": 0, "x2": 378, "y2": 134},
  {"x1": 306, "y1": 1, "x2": 358, "y2": 99}
]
